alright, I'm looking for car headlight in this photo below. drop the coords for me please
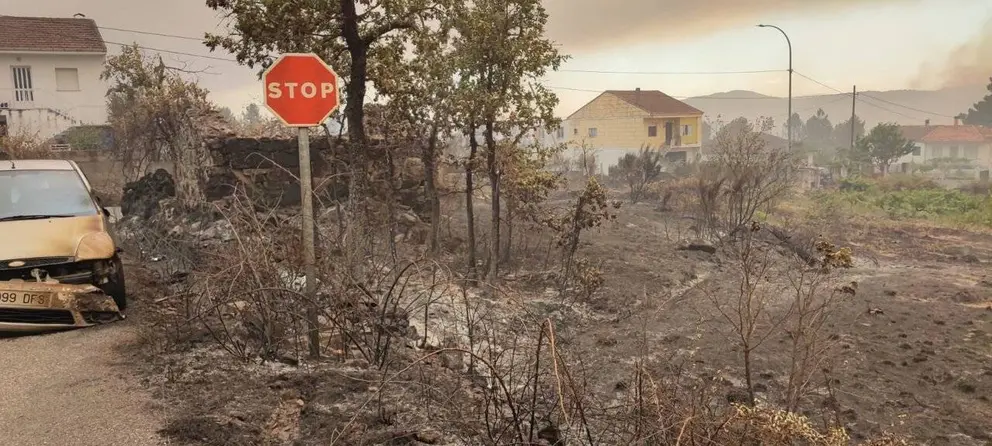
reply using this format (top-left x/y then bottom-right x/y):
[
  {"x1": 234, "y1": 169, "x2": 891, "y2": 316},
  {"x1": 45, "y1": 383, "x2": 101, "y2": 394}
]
[{"x1": 75, "y1": 232, "x2": 116, "y2": 261}]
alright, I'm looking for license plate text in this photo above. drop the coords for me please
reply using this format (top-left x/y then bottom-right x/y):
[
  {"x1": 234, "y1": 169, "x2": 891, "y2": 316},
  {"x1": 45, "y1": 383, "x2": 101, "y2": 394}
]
[{"x1": 0, "y1": 292, "x2": 48, "y2": 306}]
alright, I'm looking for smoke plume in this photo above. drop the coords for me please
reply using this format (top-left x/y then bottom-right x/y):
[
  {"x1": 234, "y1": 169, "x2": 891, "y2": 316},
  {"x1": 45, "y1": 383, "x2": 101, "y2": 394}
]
[
  {"x1": 542, "y1": 0, "x2": 914, "y2": 53},
  {"x1": 913, "y1": 17, "x2": 992, "y2": 89}
]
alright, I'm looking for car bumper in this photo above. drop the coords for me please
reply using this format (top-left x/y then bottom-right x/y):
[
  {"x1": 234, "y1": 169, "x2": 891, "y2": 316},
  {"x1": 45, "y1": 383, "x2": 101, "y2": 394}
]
[{"x1": 0, "y1": 280, "x2": 122, "y2": 332}]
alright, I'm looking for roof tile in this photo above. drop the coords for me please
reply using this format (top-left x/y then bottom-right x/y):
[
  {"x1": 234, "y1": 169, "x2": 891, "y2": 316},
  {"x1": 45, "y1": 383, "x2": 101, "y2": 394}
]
[
  {"x1": 921, "y1": 125, "x2": 988, "y2": 143},
  {"x1": 607, "y1": 90, "x2": 703, "y2": 116},
  {"x1": 0, "y1": 16, "x2": 106, "y2": 53},
  {"x1": 898, "y1": 125, "x2": 931, "y2": 142}
]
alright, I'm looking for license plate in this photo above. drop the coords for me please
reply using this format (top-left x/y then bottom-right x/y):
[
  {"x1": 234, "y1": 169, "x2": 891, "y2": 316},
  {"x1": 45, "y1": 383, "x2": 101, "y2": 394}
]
[{"x1": 0, "y1": 291, "x2": 50, "y2": 307}]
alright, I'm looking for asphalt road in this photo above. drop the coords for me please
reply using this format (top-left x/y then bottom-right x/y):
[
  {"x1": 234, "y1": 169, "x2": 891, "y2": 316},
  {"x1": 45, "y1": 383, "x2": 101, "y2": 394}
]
[{"x1": 0, "y1": 321, "x2": 167, "y2": 445}]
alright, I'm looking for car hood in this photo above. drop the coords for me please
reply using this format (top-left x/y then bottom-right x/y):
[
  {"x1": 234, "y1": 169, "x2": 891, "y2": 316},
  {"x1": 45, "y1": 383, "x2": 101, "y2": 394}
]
[{"x1": 0, "y1": 215, "x2": 107, "y2": 261}]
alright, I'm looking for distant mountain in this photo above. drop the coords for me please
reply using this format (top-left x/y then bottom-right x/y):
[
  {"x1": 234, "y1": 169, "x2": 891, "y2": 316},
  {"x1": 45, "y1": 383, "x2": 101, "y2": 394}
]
[{"x1": 684, "y1": 84, "x2": 988, "y2": 128}]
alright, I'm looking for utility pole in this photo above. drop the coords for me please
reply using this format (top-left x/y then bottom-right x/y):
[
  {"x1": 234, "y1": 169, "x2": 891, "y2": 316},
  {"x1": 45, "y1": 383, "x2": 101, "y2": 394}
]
[
  {"x1": 758, "y1": 24, "x2": 792, "y2": 152},
  {"x1": 850, "y1": 85, "x2": 857, "y2": 150}
]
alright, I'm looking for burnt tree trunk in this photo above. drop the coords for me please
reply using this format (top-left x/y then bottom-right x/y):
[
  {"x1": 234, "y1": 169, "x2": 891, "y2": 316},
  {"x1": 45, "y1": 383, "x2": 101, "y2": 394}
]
[
  {"x1": 339, "y1": 0, "x2": 368, "y2": 147},
  {"x1": 485, "y1": 120, "x2": 501, "y2": 282},
  {"x1": 466, "y1": 124, "x2": 479, "y2": 276},
  {"x1": 502, "y1": 193, "x2": 514, "y2": 263},
  {"x1": 424, "y1": 122, "x2": 441, "y2": 257}
]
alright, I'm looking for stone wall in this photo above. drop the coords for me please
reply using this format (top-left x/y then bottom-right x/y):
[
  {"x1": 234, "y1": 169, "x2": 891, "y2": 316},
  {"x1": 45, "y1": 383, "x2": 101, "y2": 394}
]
[{"x1": 203, "y1": 135, "x2": 342, "y2": 208}]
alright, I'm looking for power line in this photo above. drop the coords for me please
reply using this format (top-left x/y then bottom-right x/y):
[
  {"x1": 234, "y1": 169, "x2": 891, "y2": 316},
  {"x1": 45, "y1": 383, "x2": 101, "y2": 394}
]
[
  {"x1": 102, "y1": 40, "x2": 238, "y2": 63},
  {"x1": 793, "y1": 70, "x2": 845, "y2": 94},
  {"x1": 98, "y1": 26, "x2": 204, "y2": 42},
  {"x1": 856, "y1": 95, "x2": 920, "y2": 120},
  {"x1": 795, "y1": 70, "x2": 956, "y2": 121},
  {"x1": 858, "y1": 93, "x2": 955, "y2": 118},
  {"x1": 544, "y1": 85, "x2": 840, "y2": 101},
  {"x1": 559, "y1": 68, "x2": 784, "y2": 75}
]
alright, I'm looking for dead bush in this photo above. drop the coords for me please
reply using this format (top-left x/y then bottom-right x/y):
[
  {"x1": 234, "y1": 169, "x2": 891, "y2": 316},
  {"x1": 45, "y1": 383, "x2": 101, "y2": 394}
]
[
  {"x1": 543, "y1": 177, "x2": 621, "y2": 300},
  {"x1": 0, "y1": 128, "x2": 54, "y2": 159},
  {"x1": 691, "y1": 122, "x2": 798, "y2": 238},
  {"x1": 607, "y1": 145, "x2": 666, "y2": 203}
]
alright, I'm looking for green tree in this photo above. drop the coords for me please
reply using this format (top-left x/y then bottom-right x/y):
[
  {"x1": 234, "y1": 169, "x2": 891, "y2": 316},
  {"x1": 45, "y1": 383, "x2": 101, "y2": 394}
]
[
  {"x1": 852, "y1": 122, "x2": 916, "y2": 175},
  {"x1": 804, "y1": 108, "x2": 833, "y2": 147},
  {"x1": 205, "y1": 0, "x2": 448, "y2": 147},
  {"x1": 959, "y1": 76, "x2": 992, "y2": 126},
  {"x1": 832, "y1": 115, "x2": 866, "y2": 149},
  {"x1": 784, "y1": 112, "x2": 806, "y2": 142},
  {"x1": 451, "y1": 0, "x2": 567, "y2": 281},
  {"x1": 374, "y1": 20, "x2": 458, "y2": 258}
]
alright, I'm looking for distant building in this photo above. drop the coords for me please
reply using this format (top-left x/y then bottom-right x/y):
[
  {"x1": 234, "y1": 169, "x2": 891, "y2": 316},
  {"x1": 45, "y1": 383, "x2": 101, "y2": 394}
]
[
  {"x1": 0, "y1": 16, "x2": 109, "y2": 141},
  {"x1": 897, "y1": 118, "x2": 992, "y2": 180},
  {"x1": 541, "y1": 89, "x2": 704, "y2": 173}
]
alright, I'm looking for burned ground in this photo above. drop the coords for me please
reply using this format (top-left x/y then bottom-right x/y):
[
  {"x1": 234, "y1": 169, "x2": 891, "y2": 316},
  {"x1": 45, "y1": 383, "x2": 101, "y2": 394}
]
[{"x1": 116, "y1": 185, "x2": 992, "y2": 445}]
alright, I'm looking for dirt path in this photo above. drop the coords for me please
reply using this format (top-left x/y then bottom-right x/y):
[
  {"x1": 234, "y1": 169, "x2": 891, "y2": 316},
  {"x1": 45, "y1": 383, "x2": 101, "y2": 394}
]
[{"x1": 0, "y1": 321, "x2": 167, "y2": 446}]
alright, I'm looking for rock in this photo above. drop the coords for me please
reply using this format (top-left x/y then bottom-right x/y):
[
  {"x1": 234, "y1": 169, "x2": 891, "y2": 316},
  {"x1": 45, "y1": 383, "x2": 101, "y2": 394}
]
[{"x1": 121, "y1": 169, "x2": 176, "y2": 220}]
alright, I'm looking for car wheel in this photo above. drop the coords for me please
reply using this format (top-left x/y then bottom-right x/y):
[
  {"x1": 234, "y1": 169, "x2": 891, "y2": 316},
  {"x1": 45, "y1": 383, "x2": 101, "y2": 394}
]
[{"x1": 102, "y1": 255, "x2": 127, "y2": 311}]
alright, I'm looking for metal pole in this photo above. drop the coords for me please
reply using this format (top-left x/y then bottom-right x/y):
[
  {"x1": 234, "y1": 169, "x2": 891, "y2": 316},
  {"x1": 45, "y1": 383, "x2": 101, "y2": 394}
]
[
  {"x1": 850, "y1": 85, "x2": 857, "y2": 150},
  {"x1": 298, "y1": 126, "x2": 320, "y2": 359},
  {"x1": 758, "y1": 24, "x2": 792, "y2": 152}
]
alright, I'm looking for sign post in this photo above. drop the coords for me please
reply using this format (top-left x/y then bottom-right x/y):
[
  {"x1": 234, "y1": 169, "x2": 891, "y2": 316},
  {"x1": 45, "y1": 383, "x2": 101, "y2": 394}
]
[{"x1": 263, "y1": 53, "x2": 341, "y2": 359}]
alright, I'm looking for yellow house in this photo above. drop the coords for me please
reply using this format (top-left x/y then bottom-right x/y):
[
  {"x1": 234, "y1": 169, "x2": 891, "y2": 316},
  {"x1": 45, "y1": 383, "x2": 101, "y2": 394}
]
[{"x1": 564, "y1": 88, "x2": 704, "y2": 164}]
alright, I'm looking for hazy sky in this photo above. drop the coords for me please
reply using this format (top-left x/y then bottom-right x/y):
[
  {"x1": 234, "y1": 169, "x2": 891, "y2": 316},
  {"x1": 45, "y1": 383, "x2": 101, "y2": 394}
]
[{"x1": 4, "y1": 0, "x2": 990, "y2": 118}]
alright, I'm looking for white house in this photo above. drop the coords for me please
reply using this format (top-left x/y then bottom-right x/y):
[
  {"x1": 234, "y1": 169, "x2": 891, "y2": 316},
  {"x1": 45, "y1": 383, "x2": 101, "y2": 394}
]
[
  {"x1": 896, "y1": 119, "x2": 992, "y2": 180},
  {"x1": 0, "y1": 16, "x2": 108, "y2": 141}
]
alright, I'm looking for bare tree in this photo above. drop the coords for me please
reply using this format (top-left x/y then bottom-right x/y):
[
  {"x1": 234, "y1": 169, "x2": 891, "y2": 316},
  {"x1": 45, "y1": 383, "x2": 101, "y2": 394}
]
[
  {"x1": 575, "y1": 140, "x2": 599, "y2": 179},
  {"x1": 705, "y1": 120, "x2": 798, "y2": 235},
  {"x1": 708, "y1": 222, "x2": 785, "y2": 405},
  {"x1": 781, "y1": 238, "x2": 856, "y2": 413}
]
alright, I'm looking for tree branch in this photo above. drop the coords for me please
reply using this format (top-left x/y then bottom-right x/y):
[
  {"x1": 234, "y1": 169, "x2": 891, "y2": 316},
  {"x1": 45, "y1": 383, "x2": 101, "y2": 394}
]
[{"x1": 362, "y1": 19, "x2": 415, "y2": 46}]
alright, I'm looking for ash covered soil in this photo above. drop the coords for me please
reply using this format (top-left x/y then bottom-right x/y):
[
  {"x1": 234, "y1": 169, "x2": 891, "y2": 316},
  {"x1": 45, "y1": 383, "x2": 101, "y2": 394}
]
[
  {"x1": 562, "y1": 203, "x2": 992, "y2": 445},
  {"x1": 123, "y1": 197, "x2": 992, "y2": 445}
]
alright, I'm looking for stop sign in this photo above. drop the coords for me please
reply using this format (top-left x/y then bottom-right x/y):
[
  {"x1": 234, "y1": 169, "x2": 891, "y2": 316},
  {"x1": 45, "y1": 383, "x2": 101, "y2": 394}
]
[{"x1": 262, "y1": 53, "x2": 341, "y2": 127}]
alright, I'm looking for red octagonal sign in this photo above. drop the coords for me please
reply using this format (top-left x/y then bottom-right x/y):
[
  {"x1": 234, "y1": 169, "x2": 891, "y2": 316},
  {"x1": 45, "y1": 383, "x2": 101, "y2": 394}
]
[{"x1": 263, "y1": 53, "x2": 341, "y2": 127}]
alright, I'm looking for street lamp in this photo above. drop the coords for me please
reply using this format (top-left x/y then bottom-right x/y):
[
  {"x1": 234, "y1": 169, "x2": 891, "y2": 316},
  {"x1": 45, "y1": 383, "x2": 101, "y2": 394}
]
[{"x1": 757, "y1": 24, "x2": 792, "y2": 152}]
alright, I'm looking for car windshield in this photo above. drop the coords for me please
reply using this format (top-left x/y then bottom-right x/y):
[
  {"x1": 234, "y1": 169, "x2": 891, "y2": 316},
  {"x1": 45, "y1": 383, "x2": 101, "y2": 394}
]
[{"x1": 0, "y1": 169, "x2": 98, "y2": 221}]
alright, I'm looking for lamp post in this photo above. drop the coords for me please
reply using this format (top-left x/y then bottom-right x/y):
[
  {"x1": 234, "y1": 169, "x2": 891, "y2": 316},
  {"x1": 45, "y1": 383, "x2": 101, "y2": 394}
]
[{"x1": 758, "y1": 24, "x2": 792, "y2": 152}]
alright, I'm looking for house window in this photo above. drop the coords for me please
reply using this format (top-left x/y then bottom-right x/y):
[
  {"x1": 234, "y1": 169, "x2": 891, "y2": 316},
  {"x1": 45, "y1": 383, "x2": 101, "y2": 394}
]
[
  {"x1": 648, "y1": 125, "x2": 657, "y2": 137},
  {"x1": 912, "y1": 145, "x2": 921, "y2": 156},
  {"x1": 949, "y1": 145, "x2": 959, "y2": 158},
  {"x1": 55, "y1": 68, "x2": 80, "y2": 91},
  {"x1": 11, "y1": 66, "x2": 34, "y2": 102},
  {"x1": 682, "y1": 124, "x2": 691, "y2": 136},
  {"x1": 573, "y1": 128, "x2": 578, "y2": 135},
  {"x1": 964, "y1": 146, "x2": 978, "y2": 160},
  {"x1": 588, "y1": 127, "x2": 598, "y2": 138},
  {"x1": 556, "y1": 127, "x2": 564, "y2": 138}
]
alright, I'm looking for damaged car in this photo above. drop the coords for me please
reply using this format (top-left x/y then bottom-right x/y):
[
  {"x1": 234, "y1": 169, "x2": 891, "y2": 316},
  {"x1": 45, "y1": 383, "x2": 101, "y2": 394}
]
[{"x1": 0, "y1": 159, "x2": 126, "y2": 331}]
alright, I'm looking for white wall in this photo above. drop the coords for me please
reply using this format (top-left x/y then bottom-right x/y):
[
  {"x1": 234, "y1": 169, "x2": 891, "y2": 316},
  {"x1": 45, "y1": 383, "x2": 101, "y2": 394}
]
[{"x1": 0, "y1": 52, "x2": 107, "y2": 140}]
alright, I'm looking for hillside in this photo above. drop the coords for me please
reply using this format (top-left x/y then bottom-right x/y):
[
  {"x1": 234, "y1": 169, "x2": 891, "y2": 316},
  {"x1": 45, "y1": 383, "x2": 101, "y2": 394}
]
[{"x1": 685, "y1": 83, "x2": 988, "y2": 128}]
